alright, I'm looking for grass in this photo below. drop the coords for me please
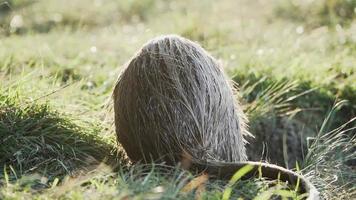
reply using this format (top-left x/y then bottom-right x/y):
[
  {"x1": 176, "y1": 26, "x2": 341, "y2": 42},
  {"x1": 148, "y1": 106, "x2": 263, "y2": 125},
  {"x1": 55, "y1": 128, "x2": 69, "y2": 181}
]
[
  {"x1": 0, "y1": 93, "x2": 121, "y2": 180},
  {"x1": 273, "y1": 0, "x2": 356, "y2": 27},
  {"x1": 0, "y1": 0, "x2": 355, "y2": 199}
]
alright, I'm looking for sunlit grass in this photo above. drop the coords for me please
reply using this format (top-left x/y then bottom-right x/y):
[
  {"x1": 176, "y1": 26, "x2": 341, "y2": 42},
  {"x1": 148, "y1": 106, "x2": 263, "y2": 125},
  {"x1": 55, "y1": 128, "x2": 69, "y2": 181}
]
[
  {"x1": 0, "y1": 0, "x2": 355, "y2": 199},
  {"x1": 303, "y1": 101, "x2": 356, "y2": 199}
]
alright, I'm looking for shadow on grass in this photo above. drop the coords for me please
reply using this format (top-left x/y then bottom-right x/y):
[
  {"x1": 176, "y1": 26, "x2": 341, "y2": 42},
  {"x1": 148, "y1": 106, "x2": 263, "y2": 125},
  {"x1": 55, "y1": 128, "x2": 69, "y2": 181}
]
[
  {"x1": 234, "y1": 73, "x2": 356, "y2": 167},
  {"x1": 0, "y1": 97, "x2": 127, "y2": 183}
]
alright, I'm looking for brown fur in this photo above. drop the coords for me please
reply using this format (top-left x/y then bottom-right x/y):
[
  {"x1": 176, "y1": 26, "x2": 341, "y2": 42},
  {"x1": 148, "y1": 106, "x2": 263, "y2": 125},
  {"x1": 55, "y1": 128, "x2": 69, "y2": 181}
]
[
  {"x1": 114, "y1": 35, "x2": 248, "y2": 164},
  {"x1": 113, "y1": 35, "x2": 319, "y2": 199}
]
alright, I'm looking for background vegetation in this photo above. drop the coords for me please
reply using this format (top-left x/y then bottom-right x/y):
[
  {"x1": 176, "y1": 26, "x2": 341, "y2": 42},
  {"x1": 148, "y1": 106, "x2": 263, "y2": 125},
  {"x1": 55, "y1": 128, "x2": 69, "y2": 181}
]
[{"x1": 0, "y1": 0, "x2": 355, "y2": 199}]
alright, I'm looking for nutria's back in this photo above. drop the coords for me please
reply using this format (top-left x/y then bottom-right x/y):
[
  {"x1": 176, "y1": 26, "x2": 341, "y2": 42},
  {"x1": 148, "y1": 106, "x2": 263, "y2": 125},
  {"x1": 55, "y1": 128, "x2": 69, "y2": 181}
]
[
  {"x1": 113, "y1": 35, "x2": 319, "y2": 199},
  {"x1": 113, "y1": 35, "x2": 248, "y2": 164}
]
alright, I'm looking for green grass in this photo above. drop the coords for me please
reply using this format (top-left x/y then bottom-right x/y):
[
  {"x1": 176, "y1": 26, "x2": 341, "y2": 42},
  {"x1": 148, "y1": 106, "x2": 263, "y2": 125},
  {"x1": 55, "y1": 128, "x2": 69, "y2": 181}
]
[
  {"x1": 0, "y1": 0, "x2": 355, "y2": 199},
  {"x1": 274, "y1": 0, "x2": 356, "y2": 27},
  {"x1": 0, "y1": 93, "x2": 122, "y2": 180}
]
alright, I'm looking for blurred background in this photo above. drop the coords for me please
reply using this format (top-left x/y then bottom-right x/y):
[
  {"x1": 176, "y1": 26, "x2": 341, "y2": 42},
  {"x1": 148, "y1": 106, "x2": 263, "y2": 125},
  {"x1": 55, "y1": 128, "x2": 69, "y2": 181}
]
[{"x1": 1, "y1": 0, "x2": 355, "y2": 172}]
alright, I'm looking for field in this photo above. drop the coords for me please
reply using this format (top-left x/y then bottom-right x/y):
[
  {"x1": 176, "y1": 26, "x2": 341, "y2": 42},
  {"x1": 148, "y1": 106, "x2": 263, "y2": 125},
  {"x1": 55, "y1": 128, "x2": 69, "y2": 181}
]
[{"x1": 0, "y1": 0, "x2": 355, "y2": 199}]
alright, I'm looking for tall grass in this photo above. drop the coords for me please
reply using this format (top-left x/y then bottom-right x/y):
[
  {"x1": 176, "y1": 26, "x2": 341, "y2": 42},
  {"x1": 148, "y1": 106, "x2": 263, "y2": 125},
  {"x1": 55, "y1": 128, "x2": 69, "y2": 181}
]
[
  {"x1": 0, "y1": 90, "x2": 121, "y2": 182},
  {"x1": 303, "y1": 101, "x2": 356, "y2": 199},
  {"x1": 237, "y1": 76, "x2": 304, "y2": 120}
]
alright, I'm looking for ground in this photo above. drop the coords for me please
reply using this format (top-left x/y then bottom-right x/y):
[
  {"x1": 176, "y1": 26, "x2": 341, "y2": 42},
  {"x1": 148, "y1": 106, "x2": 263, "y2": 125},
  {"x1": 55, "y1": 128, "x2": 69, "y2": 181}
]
[{"x1": 0, "y1": 0, "x2": 355, "y2": 199}]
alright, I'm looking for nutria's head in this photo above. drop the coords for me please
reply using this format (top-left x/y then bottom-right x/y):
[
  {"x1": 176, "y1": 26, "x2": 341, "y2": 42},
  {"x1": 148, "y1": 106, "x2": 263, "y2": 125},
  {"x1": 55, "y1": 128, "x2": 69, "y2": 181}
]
[{"x1": 113, "y1": 35, "x2": 248, "y2": 164}]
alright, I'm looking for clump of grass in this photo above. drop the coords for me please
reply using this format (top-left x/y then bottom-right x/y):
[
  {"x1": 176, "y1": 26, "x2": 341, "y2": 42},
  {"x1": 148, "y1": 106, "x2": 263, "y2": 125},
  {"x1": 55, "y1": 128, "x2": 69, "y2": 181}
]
[
  {"x1": 0, "y1": 91, "x2": 122, "y2": 182},
  {"x1": 302, "y1": 101, "x2": 356, "y2": 199},
  {"x1": 234, "y1": 74, "x2": 311, "y2": 166},
  {"x1": 235, "y1": 72, "x2": 356, "y2": 130},
  {"x1": 236, "y1": 75, "x2": 303, "y2": 121}
]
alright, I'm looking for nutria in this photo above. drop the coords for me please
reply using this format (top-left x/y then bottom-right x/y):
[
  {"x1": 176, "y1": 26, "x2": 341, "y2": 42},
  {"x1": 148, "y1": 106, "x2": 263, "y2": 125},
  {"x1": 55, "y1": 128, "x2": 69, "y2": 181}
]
[{"x1": 113, "y1": 35, "x2": 319, "y2": 199}]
